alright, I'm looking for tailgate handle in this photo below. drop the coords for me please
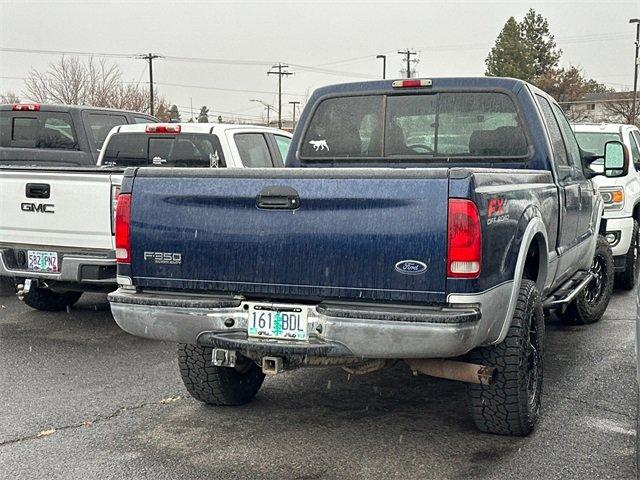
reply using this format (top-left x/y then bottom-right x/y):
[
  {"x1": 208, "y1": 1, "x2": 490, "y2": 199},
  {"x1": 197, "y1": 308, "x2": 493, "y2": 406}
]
[
  {"x1": 256, "y1": 186, "x2": 300, "y2": 210},
  {"x1": 25, "y1": 183, "x2": 50, "y2": 199}
]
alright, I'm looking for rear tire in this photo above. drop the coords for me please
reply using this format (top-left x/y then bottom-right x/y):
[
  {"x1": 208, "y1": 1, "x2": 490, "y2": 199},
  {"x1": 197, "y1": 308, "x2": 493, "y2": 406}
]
[
  {"x1": 22, "y1": 287, "x2": 82, "y2": 312},
  {"x1": 560, "y1": 236, "x2": 613, "y2": 325},
  {"x1": 178, "y1": 344, "x2": 265, "y2": 406},
  {"x1": 616, "y1": 219, "x2": 639, "y2": 290},
  {"x1": 467, "y1": 279, "x2": 544, "y2": 436}
]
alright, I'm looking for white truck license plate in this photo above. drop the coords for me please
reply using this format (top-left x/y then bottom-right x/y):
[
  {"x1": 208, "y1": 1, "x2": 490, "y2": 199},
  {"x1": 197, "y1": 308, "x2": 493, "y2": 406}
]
[
  {"x1": 247, "y1": 304, "x2": 308, "y2": 341},
  {"x1": 27, "y1": 250, "x2": 59, "y2": 273}
]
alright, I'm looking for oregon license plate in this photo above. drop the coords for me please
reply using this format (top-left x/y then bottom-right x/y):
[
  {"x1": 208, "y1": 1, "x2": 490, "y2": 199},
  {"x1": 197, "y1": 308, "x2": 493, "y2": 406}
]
[
  {"x1": 27, "y1": 250, "x2": 59, "y2": 273},
  {"x1": 247, "y1": 304, "x2": 308, "y2": 341}
]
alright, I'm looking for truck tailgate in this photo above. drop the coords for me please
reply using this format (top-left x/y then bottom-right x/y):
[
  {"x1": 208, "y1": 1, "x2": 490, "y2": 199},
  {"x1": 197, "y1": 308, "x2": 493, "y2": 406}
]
[
  {"x1": 0, "y1": 169, "x2": 117, "y2": 250},
  {"x1": 130, "y1": 169, "x2": 449, "y2": 303}
]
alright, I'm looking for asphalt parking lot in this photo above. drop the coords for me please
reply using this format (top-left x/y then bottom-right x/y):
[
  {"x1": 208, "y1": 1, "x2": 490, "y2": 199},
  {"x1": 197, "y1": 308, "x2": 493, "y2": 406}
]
[{"x1": 0, "y1": 288, "x2": 637, "y2": 480}]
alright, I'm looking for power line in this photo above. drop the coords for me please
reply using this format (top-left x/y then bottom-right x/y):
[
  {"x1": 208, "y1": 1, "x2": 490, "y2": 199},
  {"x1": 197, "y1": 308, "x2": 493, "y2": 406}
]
[{"x1": 154, "y1": 81, "x2": 304, "y2": 97}]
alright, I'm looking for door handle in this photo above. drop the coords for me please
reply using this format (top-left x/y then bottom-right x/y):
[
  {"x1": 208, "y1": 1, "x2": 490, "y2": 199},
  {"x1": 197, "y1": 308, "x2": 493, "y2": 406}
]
[
  {"x1": 25, "y1": 183, "x2": 50, "y2": 199},
  {"x1": 256, "y1": 186, "x2": 300, "y2": 210}
]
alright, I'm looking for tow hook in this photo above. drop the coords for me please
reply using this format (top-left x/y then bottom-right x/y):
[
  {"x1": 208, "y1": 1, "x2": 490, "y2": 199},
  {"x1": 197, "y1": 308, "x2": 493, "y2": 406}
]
[
  {"x1": 262, "y1": 356, "x2": 283, "y2": 375},
  {"x1": 16, "y1": 279, "x2": 35, "y2": 301},
  {"x1": 405, "y1": 359, "x2": 496, "y2": 385},
  {"x1": 211, "y1": 348, "x2": 237, "y2": 368}
]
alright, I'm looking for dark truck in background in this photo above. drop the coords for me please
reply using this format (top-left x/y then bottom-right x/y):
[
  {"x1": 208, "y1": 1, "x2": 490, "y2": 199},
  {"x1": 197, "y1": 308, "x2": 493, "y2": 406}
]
[
  {"x1": 0, "y1": 103, "x2": 157, "y2": 166},
  {"x1": 0, "y1": 103, "x2": 157, "y2": 297},
  {"x1": 108, "y1": 77, "x2": 624, "y2": 435}
]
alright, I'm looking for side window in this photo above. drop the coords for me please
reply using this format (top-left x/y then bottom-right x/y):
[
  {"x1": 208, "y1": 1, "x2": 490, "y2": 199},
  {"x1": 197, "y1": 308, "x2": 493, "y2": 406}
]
[
  {"x1": 88, "y1": 114, "x2": 127, "y2": 150},
  {"x1": 552, "y1": 104, "x2": 582, "y2": 170},
  {"x1": 235, "y1": 133, "x2": 273, "y2": 167},
  {"x1": 536, "y1": 95, "x2": 569, "y2": 168},
  {"x1": 134, "y1": 116, "x2": 155, "y2": 124},
  {"x1": 629, "y1": 131, "x2": 640, "y2": 167},
  {"x1": 8, "y1": 113, "x2": 78, "y2": 150},
  {"x1": 274, "y1": 135, "x2": 291, "y2": 161}
]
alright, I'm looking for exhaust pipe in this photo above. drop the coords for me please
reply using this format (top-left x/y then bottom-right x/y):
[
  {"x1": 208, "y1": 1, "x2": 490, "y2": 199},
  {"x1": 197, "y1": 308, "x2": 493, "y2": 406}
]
[
  {"x1": 405, "y1": 359, "x2": 495, "y2": 385},
  {"x1": 262, "y1": 356, "x2": 283, "y2": 375}
]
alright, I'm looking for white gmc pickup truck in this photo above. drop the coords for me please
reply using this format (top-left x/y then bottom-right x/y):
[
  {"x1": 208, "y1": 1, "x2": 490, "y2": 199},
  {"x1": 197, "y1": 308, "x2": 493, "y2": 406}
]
[
  {"x1": 573, "y1": 123, "x2": 640, "y2": 289},
  {"x1": 0, "y1": 120, "x2": 292, "y2": 310}
]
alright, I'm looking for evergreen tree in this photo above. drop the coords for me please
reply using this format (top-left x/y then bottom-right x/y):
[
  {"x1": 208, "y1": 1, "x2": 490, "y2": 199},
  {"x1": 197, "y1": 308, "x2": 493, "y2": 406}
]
[
  {"x1": 520, "y1": 8, "x2": 562, "y2": 78},
  {"x1": 485, "y1": 17, "x2": 535, "y2": 82},
  {"x1": 169, "y1": 105, "x2": 181, "y2": 123},
  {"x1": 197, "y1": 106, "x2": 209, "y2": 123}
]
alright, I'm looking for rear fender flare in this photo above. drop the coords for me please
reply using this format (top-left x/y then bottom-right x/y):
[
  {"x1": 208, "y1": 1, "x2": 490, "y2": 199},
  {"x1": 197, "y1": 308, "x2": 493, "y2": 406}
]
[{"x1": 493, "y1": 214, "x2": 548, "y2": 344}]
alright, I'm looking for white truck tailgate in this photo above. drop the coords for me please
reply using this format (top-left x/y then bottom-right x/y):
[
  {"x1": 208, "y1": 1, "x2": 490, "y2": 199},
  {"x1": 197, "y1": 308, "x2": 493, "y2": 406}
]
[{"x1": 0, "y1": 170, "x2": 117, "y2": 250}]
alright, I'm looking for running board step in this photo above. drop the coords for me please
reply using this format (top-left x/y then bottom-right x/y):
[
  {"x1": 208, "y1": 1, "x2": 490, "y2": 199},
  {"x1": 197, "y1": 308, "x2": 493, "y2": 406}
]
[{"x1": 543, "y1": 271, "x2": 594, "y2": 310}]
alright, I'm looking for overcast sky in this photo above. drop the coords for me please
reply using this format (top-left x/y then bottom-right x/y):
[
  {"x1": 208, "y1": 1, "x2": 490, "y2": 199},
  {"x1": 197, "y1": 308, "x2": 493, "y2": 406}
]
[{"x1": 1, "y1": 0, "x2": 639, "y2": 122}]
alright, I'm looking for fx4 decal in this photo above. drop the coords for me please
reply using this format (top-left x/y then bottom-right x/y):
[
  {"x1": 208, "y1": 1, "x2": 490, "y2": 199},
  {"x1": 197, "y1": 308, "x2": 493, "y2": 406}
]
[{"x1": 487, "y1": 196, "x2": 509, "y2": 225}]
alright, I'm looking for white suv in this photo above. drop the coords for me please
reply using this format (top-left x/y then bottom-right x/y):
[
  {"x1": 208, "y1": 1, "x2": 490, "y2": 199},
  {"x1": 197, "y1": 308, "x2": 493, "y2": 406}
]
[{"x1": 573, "y1": 123, "x2": 640, "y2": 289}]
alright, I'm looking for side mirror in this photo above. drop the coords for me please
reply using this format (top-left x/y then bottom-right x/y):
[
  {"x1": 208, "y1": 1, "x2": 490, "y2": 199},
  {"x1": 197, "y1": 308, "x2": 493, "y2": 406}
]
[{"x1": 603, "y1": 140, "x2": 628, "y2": 178}]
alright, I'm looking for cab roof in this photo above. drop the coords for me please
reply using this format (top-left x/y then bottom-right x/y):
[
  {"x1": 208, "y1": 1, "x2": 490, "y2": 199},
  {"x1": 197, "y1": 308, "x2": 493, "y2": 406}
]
[
  {"x1": 310, "y1": 77, "x2": 529, "y2": 98},
  {"x1": 113, "y1": 122, "x2": 292, "y2": 136}
]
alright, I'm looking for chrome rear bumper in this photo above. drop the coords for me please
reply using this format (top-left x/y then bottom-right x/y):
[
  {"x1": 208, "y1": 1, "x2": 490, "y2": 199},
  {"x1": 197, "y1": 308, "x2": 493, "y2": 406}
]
[{"x1": 108, "y1": 289, "x2": 482, "y2": 359}]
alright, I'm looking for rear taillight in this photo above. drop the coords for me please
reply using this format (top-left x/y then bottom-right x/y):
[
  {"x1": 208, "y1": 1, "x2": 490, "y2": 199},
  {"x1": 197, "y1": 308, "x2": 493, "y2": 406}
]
[
  {"x1": 111, "y1": 185, "x2": 121, "y2": 235},
  {"x1": 12, "y1": 103, "x2": 40, "y2": 111},
  {"x1": 145, "y1": 124, "x2": 181, "y2": 134},
  {"x1": 447, "y1": 199, "x2": 481, "y2": 278},
  {"x1": 115, "y1": 193, "x2": 131, "y2": 263}
]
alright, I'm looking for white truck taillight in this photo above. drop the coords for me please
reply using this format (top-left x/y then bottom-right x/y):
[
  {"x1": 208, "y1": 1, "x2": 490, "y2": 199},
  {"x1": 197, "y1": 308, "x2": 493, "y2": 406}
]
[
  {"x1": 447, "y1": 198, "x2": 482, "y2": 278},
  {"x1": 115, "y1": 193, "x2": 131, "y2": 263},
  {"x1": 111, "y1": 185, "x2": 121, "y2": 235}
]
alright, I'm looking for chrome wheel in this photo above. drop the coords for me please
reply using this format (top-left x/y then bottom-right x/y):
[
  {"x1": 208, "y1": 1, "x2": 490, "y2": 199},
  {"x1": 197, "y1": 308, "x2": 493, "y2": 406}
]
[{"x1": 585, "y1": 254, "x2": 605, "y2": 305}]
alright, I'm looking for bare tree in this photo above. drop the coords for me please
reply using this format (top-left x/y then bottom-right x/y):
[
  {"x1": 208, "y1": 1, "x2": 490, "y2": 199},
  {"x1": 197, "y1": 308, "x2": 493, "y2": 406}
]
[
  {"x1": 601, "y1": 92, "x2": 636, "y2": 125},
  {"x1": 0, "y1": 91, "x2": 20, "y2": 103},
  {"x1": 24, "y1": 55, "x2": 169, "y2": 113}
]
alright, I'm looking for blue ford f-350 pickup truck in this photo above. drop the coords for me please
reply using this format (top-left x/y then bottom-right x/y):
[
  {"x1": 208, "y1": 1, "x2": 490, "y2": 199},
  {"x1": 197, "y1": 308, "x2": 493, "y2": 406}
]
[{"x1": 108, "y1": 77, "x2": 624, "y2": 436}]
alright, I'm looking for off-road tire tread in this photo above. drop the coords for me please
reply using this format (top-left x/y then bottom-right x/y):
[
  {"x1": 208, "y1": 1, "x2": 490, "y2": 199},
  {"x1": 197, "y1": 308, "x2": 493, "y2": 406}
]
[
  {"x1": 561, "y1": 236, "x2": 614, "y2": 325},
  {"x1": 178, "y1": 343, "x2": 264, "y2": 406},
  {"x1": 467, "y1": 279, "x2": 544, "y2": 436},
  {"x1": 22, "y1": 287, "x2": 82, "y2": 312}
]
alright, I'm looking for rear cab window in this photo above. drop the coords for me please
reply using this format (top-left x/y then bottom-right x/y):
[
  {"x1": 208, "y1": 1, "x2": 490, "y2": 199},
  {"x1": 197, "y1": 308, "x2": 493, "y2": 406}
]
[
  {"x1": 102, "y1": 132, "x2": 226, "y2": 168},
  {"x1": 300, "y1": 91, "x2": 528, "y2": 162},
  {"x1": 87, "y1": 113, "x2": 128, "y2": 150},
  {"x1": 0, "y1": 111, "x2": 78, "y2": 150}
]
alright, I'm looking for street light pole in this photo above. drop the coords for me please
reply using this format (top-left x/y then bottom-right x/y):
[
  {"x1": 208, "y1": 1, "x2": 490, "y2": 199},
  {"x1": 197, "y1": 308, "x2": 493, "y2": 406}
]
[
  {"x1": 250, "y1": 99, "x2": 277, "y2": 127},
  {"x1": 630, "y1": 19, "x2": 640, "y2": 125},
  {"x1": 376, "y1": 55, "x2": 386, "y2": 79}
]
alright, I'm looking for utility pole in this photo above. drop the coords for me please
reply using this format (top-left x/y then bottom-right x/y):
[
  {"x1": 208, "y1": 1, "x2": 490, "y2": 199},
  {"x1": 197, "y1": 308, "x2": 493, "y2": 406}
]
[
  {"x1": 289, "y1": 101, "x2": 301, "y2": 130},
  {"x1": 376, "y1": 55, "x2": 386, "y2": 79},
  {"x1": 137, "y1": 53, "x2": 162, "y2": 116},
  {"x1": 268, "y1": 63, "x2": 293, "y2": 129},
  {"x1": 397, "y1": 49, "x2": 418, "y2": 79},
  {"x1": 630, "y1": 19, "x2": 640, "y2": 125}
]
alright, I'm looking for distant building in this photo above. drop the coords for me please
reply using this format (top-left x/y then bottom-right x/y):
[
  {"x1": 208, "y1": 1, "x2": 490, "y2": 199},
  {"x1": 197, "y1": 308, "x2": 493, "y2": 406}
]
[{"x1": 564, "y1": 91, "x2": 635, "y2": 124}]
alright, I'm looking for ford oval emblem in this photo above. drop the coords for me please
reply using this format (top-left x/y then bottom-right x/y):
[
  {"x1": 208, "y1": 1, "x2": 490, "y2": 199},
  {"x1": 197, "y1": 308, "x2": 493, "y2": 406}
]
[{"x1": 395, "y1": 260, "x2": 428, "y2": 275}]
